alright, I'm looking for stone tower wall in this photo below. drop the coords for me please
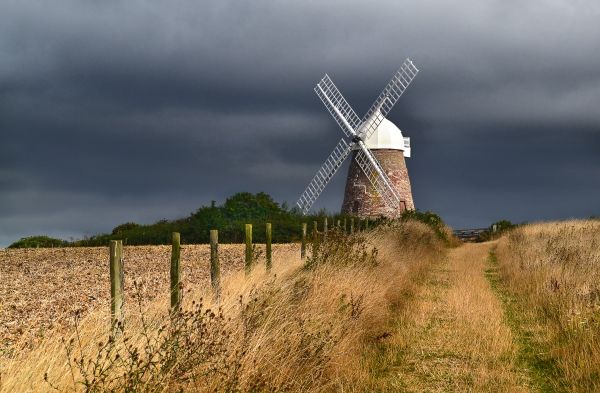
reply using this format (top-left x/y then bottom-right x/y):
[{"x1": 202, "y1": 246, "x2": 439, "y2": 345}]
[{"x1": 341, "y1": 149, "x2": 414, "y2": 218}]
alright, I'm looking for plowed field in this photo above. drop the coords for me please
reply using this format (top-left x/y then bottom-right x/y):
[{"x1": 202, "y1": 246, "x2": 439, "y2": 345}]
[{"x1": 0, "y1": 244, "x2": 299, "y2": 356}]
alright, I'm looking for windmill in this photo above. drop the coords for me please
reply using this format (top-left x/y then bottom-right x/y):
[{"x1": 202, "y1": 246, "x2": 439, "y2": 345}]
[{"x1": 296, "y1": 59, "x2": 419, "y2": 218}]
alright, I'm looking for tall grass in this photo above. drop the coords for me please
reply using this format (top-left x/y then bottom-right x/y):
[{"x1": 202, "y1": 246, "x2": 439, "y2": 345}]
[
  {"x1": 1, "y1": 221, "x2": 445, "y2": 392},
  {"x1": 495, "y1": 220, "x2": 600, "y2": 392}
]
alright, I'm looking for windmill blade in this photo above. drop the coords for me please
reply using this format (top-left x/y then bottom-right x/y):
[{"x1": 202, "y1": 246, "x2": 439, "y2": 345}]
[
  {"x1": 354, "y1": 145, "x2": 401, "y2": 211},
  {"x1": 296, "y1": 138, "x2": 352, "y2": 214},
  {"x1": 358, "y1": 59, "x2": 419, "y2": 140},
  {"x1": 315, "y1": 74, "x2": 362, "y2": 138}
]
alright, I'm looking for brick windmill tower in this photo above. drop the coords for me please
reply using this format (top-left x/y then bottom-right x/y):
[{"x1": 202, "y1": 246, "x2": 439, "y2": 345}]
[
  {"x1": 296, "y1": 59, "x2": 419, "y2": 219},
  {"x1": 341, "y1": 115, "x2": 414, "y2": 218}
]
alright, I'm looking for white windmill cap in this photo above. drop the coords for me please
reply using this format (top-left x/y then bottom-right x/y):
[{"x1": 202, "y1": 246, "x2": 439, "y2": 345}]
[{"x1": 357, "y1": 116, "x2": 412, "y2": 157}]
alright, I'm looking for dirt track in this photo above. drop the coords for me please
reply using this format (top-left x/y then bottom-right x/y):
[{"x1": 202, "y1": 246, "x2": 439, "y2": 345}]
[
  {"x1": 380, "y1": 242, "x2": 531, "y2": 391},
  {"x1": 0, "y1": 244, "x2": 299, "y2": 356}
]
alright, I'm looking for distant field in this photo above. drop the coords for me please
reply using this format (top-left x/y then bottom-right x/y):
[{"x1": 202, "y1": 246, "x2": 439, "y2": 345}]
[{"x1": 0, "y1": 244, "x2": 299, "y2": 356}]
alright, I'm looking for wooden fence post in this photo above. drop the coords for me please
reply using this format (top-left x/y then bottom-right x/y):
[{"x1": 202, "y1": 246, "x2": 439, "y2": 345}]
[
  {"x1": 350, "y1": 218, "x2": 354, "y2": 234},
  {"x1": 323, "y1": 217, "x2": 328, "y2": 240},
  {"x1": 313, "y1": 221, "x2": 318, "y2": 239},
  {"x1": 170, "y1": 232, "x2": 181, "y2": 313},
  {"x1": 301, "y1": 223, "x2": 307, "y2": 259},
  {"x1": 343, "y1": 218, "x2": 347, "y2": 234},
  {"x1": 336, "y1": 219, "x2": 341, "y2": 230},
  {"x1": 245, "y1": 224, "x2": 253, "y2": 275},
  {"x1": 266, "y1": 223, "x2": 272, "y2": 272},
  {"x1": 109, "y1": 240, "x2": 124, "y2": 328},
  {"x1": 365, "y1": 218, "x2": 370, "y2": 231},
  {"x1": 210, "y1": 230, "x2": 220, "y2": 299}
]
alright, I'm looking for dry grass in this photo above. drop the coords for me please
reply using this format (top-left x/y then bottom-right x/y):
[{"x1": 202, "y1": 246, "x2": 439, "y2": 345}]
[
  {"x1": 495, "y1": 220, "x2": 600, "y2": 392},
  {"x1": 368, "y1": 241, "x2": 529, "y2": 392},
  {"x1": 0, "y1": 221, "x2": 444, "y2": 392},
  {"x1": 0, "y1": 244, "x2": 298, "y2": 357}
]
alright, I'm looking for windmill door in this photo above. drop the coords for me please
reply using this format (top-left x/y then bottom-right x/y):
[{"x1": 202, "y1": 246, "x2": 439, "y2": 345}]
[{"x1": 399, "y1": 201, "x2": 407, "y2": 212}]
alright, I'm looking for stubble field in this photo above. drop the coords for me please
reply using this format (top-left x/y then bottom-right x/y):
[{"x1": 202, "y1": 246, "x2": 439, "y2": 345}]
[{"x1": 0, "y1": 243, "x2": 299, "y2": 357}]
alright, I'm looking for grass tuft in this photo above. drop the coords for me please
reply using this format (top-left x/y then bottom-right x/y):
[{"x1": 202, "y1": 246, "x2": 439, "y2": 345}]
[{"x1": 494, "y1": 220, "x2": 600, "y2": 393}]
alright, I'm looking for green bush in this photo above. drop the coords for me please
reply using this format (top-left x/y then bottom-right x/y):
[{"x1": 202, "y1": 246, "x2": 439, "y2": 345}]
[
  {"x1": 478, "y1": 219, "x2": 517, "y2": 241},
  {"x1": 8, "y1": 236, "x2": 69, "y2": 249},
  {"x1": 74, "y1": 192, "x2": 353, "y2": 246},
  {"x1": 400, "y1": 210, "x2": 448, "y2": 241},
  {"x1": 490, "y1": 219, "x2": 515, "y2": 233},
  {"x1": 111, "y1": 222, "x2": 141, "y2": 235}
]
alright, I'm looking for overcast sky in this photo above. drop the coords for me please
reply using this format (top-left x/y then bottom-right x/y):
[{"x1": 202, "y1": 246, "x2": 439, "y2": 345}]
[{"x1": 1, "y1": 0, "x2": 599, "y2": 246}]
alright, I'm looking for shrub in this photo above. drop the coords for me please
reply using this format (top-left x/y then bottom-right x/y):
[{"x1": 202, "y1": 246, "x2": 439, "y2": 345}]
[
  {"x1": 8, "y1": 235, "x2": 68, "y2": 249},
  {"x1": 400, "y1": 210, "x2": 450, "y2": 242},
  {"x1": 48, "y1": 283, "x2": 235, "y2": 392},
  {"x1": 479, "y1": 219, "x2": 517, "y2": 241},
  {"x1": 490, "y1": 219, "x2": 515, "y2": 233},
  {"x1": 75, "y1": 192, "x2": 357, "y2": 246},
  {"x1": 111, "y1": 222, "x2": 140, "y2": 235}
]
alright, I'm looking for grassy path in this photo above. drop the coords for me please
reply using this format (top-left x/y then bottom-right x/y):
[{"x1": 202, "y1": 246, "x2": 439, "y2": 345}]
[
  {"x1": 371, "y1": 242, "x2": 533, "y2": 392},
  {"x1": 486, "y1": 247, "x2": 559, "y2": 392}
]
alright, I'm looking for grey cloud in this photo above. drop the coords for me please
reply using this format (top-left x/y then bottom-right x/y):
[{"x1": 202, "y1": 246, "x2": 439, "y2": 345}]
[{"x1": 1, "y1": 0, "x2": 599, "y2": 246}]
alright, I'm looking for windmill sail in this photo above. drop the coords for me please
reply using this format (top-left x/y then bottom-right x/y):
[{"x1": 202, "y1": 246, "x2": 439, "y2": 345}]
[
  {"x1": 296, "y1": 139, "x2": 352, "y2": 214},
  {"x1": 315, "y1": 75, "x2": 362, "y2": 137},
  {"x1": 358, "y1": 59, "x2": 419, "y2": 140}
]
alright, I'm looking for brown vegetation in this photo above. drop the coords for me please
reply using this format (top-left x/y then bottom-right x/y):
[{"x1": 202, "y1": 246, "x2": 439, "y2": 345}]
[
  {"x1": 0, "y1": 222, "x2": 445, "y2": 392},
  {"x1": 495, "y1": 220, "x2": 600, "y2": 392},
  {"x1": 0, "y1": 244, "x2": 297, "y2": 357}
]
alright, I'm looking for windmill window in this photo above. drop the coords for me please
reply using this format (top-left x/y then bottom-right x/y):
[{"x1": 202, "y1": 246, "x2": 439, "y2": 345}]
[{"x1": 353, "y1": 201, "x2": 360, "y2": 213}]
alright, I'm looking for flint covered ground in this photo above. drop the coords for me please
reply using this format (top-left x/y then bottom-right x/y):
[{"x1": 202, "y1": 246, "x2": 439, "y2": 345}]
[
  {"x1": 0, "y1": 244, "x2": 299, "y2": 355},
  {"x1": 1, "y1": 1, "x2": 600, "y2": 247}
]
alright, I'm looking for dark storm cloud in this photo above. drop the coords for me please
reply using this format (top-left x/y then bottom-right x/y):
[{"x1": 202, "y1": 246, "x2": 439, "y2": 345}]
[{"x1": 1, "y1": 0, "x2": 600, "y2": 246}]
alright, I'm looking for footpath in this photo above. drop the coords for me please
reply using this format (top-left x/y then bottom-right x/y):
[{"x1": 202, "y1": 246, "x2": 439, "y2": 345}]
[{"x1": 375, "y1": 242, "x2": 535, "y2": 392}]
